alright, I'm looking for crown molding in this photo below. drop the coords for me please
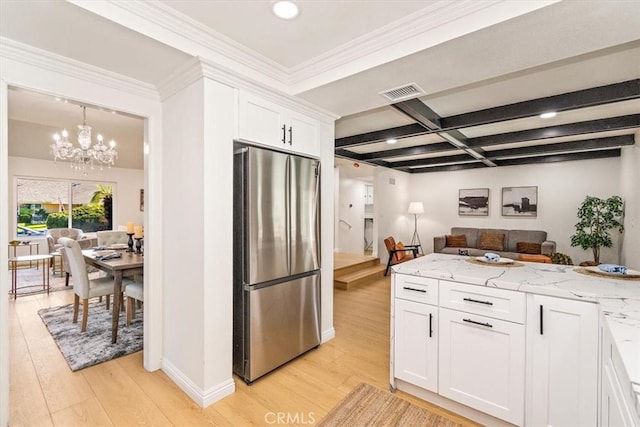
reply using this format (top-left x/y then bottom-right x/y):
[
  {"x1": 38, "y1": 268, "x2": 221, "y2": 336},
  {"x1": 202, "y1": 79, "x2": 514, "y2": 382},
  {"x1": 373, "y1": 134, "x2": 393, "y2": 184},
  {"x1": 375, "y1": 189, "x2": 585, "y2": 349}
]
[
  {"x1": 72, "y1": 0, "x2": 556, "y2": 96},
  {"x1": 158, "y1": 57, "x2": 338, "y2": 122},
  {"x1": 288, "y1": 0, "x2": 491, "y2": 83},
  {"x1": 0, "y1": 37, "x2": 159, "y2": 101}
]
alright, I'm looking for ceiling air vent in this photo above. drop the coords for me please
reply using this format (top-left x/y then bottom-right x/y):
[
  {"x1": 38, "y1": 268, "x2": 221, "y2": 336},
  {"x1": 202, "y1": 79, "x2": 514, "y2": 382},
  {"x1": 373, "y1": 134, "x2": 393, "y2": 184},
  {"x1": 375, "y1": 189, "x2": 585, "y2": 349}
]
[{"x1": 379, "y1": 83, "x2": 425, "y2": 102}]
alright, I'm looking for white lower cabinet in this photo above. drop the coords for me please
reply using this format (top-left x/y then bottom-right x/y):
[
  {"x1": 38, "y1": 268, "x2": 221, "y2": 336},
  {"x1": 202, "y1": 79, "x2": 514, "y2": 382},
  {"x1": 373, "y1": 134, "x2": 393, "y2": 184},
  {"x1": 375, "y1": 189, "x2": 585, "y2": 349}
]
[
  {"x1": 439, "y1": 307, "x2": 525, "y2": 426},
  {"x1": 393, "y1": 275, "x2": 602, "y2": 427},
  {"x1": 526, "y1": 294, "x2": 599, "y2": 427},
  {"x1": 601, "y1": 319, "x2": 640, "y2": 427},
  {"x1": 394, "y1": 298, "x2": 438, "y2": 392}
]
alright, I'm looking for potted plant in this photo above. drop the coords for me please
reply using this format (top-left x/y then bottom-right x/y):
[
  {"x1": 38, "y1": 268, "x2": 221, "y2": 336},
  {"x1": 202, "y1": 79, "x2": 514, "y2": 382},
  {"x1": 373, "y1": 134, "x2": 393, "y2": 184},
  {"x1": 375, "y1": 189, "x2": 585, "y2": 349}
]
[{"x1": 570, "y1": 195, "x2": 624, "y2": 265}]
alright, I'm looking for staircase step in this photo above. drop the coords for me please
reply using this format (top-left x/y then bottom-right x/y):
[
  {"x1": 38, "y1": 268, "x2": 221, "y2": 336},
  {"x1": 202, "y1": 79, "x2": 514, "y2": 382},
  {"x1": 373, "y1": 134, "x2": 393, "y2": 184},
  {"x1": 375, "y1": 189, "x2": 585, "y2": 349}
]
[
  {"x1": 334, "y1": 257, "x2": 380, "y2": 277},
  {"x1": 334, "y1": 264, "x2": 386, "y2": 290}
]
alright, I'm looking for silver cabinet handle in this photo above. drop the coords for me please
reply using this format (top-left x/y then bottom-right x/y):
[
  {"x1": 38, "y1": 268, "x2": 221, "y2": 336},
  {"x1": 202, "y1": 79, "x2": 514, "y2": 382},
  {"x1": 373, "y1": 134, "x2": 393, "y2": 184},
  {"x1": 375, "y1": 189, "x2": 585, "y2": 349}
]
[
  {"x1": 463, "y1": 318, "x2": 493, "y2": 328},
  {"x1": 402, "y1": 286, "x2": 426, "y2": 293},
  {"x1": 463, "y1": 297, "x2": 493, "y2": 306}
]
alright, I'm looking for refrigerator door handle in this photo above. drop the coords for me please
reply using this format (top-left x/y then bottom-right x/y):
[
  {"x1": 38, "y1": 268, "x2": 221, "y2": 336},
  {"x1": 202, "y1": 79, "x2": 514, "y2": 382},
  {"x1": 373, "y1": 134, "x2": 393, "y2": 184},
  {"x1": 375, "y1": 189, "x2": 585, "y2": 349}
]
[
  {"x1": 314, "y1": 162, "x2": 321, "y2": 266},
  {"x1": 285, "y1": 155, "x2": 291, "y2": 275}
]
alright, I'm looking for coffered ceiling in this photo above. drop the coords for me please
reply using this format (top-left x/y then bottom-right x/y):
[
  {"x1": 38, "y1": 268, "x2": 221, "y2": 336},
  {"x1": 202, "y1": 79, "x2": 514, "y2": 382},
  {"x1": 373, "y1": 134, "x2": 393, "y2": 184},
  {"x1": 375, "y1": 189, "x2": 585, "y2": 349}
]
[{"x1": 1, "y1": 1, "x2": 638, "y2": 173}]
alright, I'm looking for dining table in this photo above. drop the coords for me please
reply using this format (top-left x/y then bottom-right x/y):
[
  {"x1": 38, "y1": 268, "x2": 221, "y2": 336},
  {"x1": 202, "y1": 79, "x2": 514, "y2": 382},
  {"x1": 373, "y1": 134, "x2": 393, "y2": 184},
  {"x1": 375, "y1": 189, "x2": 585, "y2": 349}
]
[{"x1": 82, "y1": 250, "x2": 143, "y2": 343}]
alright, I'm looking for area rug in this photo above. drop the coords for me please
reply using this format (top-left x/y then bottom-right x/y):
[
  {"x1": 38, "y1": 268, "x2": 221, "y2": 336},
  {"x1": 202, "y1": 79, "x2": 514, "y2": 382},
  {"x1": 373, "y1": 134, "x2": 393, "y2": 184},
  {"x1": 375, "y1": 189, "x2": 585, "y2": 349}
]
[
  {"x1": 10, "y1": 266, "x2": 106, "y2": 297},
  {"x1": 318, "y1": 383, "x2": 465, "y2": 426},
  {"x1": 37, "y1": 300, "x2": 143, "y2": 371}
]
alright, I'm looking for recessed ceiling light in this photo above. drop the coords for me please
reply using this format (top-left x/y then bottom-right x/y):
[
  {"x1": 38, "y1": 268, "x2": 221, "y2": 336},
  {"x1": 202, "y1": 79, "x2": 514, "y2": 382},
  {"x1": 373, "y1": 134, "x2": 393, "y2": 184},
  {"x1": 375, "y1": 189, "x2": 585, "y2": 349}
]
[
  {"x1": 386, "y1": 138, "x2": 397, "y2": 145},
  {"x1": 540, "y1": 111, "x2": 557, "y2": 119},
  {"x1": 273, "y1": 1, "x2": 299, "y2": 19}
]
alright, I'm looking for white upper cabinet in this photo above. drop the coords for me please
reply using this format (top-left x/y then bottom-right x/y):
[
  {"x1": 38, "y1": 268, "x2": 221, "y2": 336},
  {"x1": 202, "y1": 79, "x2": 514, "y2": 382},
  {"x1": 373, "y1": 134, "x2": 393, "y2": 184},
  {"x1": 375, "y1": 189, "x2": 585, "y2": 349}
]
[
  {"x1": 238, "y1": 91, "x2": 320, "y2": 157},
  {"x1": 526, "y1": 294, "x2": 599, "y2": 427}
]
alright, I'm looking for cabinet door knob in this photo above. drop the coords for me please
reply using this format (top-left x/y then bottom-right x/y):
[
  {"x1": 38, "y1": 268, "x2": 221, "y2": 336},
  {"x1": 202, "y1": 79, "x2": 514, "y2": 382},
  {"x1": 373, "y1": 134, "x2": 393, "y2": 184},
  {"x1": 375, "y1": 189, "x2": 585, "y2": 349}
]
[
  {"x1": 281, "y1": 125, "x2": 286, "y2": 144},
  {"x1": 288, "y1": 126, "x2": 293, "y2": 145}
]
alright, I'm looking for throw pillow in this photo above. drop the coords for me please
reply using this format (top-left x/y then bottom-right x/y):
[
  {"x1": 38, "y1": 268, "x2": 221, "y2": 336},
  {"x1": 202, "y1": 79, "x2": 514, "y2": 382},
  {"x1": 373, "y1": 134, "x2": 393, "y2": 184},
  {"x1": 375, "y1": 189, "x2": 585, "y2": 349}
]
[
  {"x1": 517, "y1": 241, "x2": 542, "y2": 254},
  {"x1": 446, "y1": 234, "x2": 468, "y2": 248},
  {"x1": 458, "y1": 249, "x2": 469, "y2": 256},
  {"x1": 479, "y1": 232, "x2": 505, "y2": 251},
  {"x1": 394, "y1": 242, "x2": 406, "y2": 262}
]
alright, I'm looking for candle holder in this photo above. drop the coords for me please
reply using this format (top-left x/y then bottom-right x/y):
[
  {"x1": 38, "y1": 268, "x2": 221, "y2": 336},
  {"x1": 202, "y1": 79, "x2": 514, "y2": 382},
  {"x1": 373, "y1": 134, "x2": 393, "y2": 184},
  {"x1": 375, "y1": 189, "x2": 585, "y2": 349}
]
[
  {"x1": 135, "y1": 237, "x2": 143, "y2": 255},
  {"x1": 126, "y1": 233, "x2": 135, "y2": 252}
]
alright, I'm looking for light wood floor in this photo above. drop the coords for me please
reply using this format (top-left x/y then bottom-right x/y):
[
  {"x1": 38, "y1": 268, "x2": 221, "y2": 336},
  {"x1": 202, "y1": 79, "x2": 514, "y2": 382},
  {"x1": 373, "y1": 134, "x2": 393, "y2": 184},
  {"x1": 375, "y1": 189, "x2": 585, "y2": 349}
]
[{"x1": 9, "y1": 277, "x2": 479, "y2": 426}]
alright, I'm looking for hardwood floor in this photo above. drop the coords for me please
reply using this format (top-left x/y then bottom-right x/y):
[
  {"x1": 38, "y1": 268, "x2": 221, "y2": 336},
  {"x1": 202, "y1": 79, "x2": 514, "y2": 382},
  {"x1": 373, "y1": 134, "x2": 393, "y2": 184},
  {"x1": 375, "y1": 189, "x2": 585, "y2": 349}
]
[{"x1": 9, "y1": 277, "x2": 479, "y2": 426}]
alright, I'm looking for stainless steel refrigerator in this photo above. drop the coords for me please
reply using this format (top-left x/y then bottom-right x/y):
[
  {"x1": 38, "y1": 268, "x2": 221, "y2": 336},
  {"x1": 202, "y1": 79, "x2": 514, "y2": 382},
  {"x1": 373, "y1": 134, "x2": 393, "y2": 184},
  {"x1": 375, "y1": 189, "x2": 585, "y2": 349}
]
[{"x1": 233, "y1": 143, "x2": 321, "y2": 383}]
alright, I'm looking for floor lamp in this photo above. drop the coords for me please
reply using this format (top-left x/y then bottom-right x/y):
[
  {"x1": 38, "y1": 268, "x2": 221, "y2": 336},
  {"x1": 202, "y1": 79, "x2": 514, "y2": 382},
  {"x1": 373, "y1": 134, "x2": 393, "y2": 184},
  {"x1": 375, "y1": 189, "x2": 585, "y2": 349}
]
[{"x1": 408, "y1": 202, "x2": 424, "y2": 253}]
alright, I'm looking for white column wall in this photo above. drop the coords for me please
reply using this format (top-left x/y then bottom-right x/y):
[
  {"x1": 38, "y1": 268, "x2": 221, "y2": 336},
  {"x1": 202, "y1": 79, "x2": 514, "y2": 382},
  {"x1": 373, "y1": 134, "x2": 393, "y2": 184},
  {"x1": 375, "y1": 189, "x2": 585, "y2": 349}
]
[
  {"x1": 160, "y1": 78, "x2": 207, "y2": 394},
  {"x1": 319, "y1": 121, "x2": 336, "y2": 343},
  {"x1": 201, "y1": 78, "x2": 235, "y2": 396},
  {"x1": 620, "y1": 140, "x2": 640, "y2": 269}
]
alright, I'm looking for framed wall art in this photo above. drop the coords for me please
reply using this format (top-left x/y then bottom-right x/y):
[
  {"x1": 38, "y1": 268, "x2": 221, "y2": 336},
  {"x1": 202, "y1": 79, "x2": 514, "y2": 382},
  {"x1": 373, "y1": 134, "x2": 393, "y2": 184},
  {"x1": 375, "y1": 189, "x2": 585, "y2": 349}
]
[
  {"x1": 459, "y1": 188, "x2": 489, "y2": 216},
  {"x1": 502, "y1": 186, "x2": 537, "y2": 217}
]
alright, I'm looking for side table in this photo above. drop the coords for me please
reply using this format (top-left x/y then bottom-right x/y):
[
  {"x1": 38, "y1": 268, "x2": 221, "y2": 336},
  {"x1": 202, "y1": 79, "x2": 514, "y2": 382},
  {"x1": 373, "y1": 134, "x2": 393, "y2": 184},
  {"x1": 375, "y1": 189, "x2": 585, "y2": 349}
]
[
  {"x1": 8, "y1": 254, "x2": 53, "y2": 300},
  {"x1": 51, "y1": 251, "x2": 64, "y2": 276}
]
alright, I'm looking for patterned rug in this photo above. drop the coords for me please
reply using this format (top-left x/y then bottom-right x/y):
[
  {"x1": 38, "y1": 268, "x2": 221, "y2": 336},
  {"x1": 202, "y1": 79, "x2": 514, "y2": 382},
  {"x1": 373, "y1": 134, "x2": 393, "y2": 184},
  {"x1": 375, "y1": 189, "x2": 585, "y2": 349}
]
[
  {"x1": 318, "y1": 383, "x2": 466, "y2": 426},
  {"x1": 37, "y1": 300, "x2": 143, "y2": 371}
]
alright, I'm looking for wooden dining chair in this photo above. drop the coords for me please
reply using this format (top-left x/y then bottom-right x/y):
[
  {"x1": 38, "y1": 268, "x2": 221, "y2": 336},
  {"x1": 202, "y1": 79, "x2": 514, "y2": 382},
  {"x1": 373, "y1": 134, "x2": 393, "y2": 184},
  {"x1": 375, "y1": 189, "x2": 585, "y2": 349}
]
[{"x1": 59, "y1": 237, "x2": 125, "y2": 332}]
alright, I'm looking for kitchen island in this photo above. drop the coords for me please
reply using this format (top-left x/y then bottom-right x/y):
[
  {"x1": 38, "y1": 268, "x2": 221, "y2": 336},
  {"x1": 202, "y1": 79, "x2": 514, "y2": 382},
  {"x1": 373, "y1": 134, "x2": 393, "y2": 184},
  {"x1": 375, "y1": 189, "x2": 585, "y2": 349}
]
[{"x1": 391, "y1": 253, "x2": 640, "y2": 427}]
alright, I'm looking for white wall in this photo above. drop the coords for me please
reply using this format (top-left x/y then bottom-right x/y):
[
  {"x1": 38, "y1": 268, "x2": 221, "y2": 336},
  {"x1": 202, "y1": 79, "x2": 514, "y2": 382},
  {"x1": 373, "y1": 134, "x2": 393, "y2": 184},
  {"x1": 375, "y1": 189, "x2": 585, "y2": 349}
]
[
  {"x1": 620, "y1": 141, "x2": 640, "y2": 269},
  {"x1": 337, "y1": 177, "x2": 365, "y2": 254},
  {"x1": 374, "y1": 167, "x2": 412, "y2": 266},
  {"x1": 408, "y1": 157, "x2": 624, "y2": 265},
  {"x1": 8, "y1": 156, "x2": 144, "y2": 248}
]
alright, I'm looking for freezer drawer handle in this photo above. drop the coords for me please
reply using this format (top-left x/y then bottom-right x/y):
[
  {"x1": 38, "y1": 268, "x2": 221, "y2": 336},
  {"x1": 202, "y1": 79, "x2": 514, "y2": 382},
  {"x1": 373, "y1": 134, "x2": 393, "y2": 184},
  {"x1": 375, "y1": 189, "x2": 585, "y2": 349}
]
[
  {"x1": 463, "y1": 297, "x2": 493, "y2": 306},
  {"x1": 403, "y1": 286, "x2": 426, "y2": 293},
  {"x1": 463, "y1": 318, "x2": 493, "y2": 328},
  {"x1": 281, "y1": 125, "x2": 286, "y2": 144}
]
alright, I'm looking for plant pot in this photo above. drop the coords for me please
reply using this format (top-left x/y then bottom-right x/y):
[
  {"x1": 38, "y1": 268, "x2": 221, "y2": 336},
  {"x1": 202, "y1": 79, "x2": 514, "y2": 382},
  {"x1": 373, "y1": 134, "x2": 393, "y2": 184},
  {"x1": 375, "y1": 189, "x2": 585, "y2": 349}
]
[{"x1": 579, "y1": 261, "x2": 598, "y2": 267}]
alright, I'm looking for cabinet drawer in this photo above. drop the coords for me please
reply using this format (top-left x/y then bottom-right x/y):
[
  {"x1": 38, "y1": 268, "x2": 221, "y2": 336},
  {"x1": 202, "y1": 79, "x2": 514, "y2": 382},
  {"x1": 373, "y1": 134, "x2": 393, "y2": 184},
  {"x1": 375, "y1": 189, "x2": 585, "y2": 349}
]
[
  {"x1": 440, "y1": 280, "x2": 525, "y2": 323},
  {"x1": 394, "y1": 274, "x2": 438, "y2": 305}
]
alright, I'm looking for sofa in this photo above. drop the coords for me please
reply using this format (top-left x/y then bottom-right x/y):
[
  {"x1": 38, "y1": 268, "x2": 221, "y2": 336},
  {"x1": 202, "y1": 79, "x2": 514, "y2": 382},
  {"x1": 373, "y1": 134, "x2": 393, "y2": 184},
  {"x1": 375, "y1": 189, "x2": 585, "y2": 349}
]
[{"x1": 434, "y1": 227, "x2": 556, "y2": 259}]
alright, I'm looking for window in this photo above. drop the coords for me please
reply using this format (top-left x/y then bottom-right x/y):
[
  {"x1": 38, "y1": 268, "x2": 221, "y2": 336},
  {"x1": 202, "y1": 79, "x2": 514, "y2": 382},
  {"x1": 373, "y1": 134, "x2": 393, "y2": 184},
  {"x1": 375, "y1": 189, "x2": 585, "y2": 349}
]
[{"x1": 16, "y1": 178, "x2": 115, "y2": 237}]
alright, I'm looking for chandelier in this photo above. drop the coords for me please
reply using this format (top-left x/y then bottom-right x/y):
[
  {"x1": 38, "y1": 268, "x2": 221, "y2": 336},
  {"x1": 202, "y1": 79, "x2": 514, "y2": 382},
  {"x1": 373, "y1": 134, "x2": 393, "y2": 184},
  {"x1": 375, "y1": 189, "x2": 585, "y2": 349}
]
[{"x1": 50, "y1": 106, "x2": 118, "y2": 174}]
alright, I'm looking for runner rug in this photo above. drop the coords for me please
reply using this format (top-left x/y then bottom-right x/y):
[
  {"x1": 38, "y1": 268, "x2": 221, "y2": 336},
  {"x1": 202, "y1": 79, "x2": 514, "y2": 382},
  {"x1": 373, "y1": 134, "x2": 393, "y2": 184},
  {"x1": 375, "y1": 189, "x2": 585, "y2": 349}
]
[
  {"x1": 317, "y1": 383, "x2": 466, "y2": 426},
  {"x1": 37, "y1": 300, "x2": 142, "y2": 371}
]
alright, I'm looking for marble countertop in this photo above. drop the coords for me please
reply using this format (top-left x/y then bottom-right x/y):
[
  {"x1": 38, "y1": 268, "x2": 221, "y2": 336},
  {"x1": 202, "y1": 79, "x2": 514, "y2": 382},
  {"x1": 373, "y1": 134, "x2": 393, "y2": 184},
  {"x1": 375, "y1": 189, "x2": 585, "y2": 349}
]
[{"x1": 393, "y1": 253, "x2": 640, "y2": 404}]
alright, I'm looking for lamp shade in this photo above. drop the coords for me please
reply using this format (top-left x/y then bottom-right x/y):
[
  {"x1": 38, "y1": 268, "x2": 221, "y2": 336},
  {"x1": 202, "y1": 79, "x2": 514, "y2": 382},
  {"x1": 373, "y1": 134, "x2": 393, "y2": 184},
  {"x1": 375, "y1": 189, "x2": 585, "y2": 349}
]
[{"x1": 407, "y1": 202, "x2": 424, "y2": 215}]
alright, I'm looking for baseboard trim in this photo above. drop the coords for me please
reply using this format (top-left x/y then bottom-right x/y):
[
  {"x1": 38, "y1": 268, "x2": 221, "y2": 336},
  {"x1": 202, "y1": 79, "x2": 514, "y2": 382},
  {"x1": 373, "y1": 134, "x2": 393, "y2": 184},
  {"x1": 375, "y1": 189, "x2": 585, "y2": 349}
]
[
  {"x1": 322, "y1": 327, "x2": 336, "y2": 343},
  {"x1": 162, "y1": 358, "x2": 235, "y2": 408}
]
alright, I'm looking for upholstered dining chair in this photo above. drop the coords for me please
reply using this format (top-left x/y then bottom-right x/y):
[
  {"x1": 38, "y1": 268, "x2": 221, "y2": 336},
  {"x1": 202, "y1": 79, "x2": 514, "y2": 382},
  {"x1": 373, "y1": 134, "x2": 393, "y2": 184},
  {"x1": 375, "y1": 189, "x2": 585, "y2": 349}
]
[
  {"x1": 96, "y1": 230, "x2": 129, "y2": 247},
  {"x1": 59, "y1": 237, "x2": 126, "y2": 332},
  {"x1": 123, "y1": 281, "x2": 143, "y2": 326}
]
